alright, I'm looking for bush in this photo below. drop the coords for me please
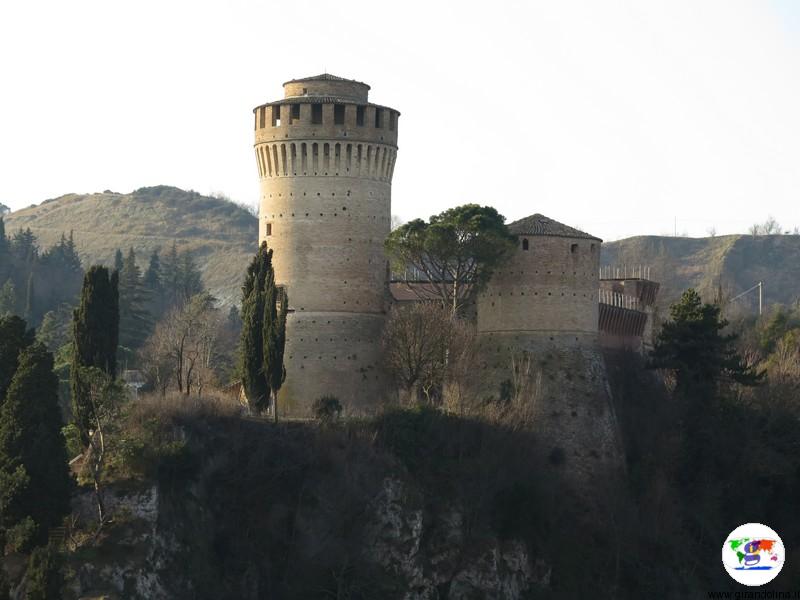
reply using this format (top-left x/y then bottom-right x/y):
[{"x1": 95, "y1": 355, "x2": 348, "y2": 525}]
[
  {"x1": 312, "y1": 395, "x2": 342, "y2": 423},
  {"x1": 25, "y1": 544, "x2": 63, "y2": 600}
]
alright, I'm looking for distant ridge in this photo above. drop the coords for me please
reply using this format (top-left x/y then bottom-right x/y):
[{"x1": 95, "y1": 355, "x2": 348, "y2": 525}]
[
  {"x1": 602, "y1": 234, "x2": 800, "y2": 310},
  {"x1": 4, "y1": 186, "x2": 257, "y2": 305}
]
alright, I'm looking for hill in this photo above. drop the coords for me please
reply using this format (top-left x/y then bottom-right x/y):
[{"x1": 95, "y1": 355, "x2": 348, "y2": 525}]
[
  {"x1": 4, "y1": 186, "x2": 257, "y2": 305},
  {"x1": 602, "y1": 234, "x2": 800, "y2": 310}
]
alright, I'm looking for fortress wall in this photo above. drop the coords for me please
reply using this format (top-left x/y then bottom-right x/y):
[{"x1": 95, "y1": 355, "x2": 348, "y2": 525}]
[
  {"x1": 477, "y1": 235, "x2": 600, "y2": 334},
  {"x1": 475, "y1": 332, "x2": 623, "y2": 481}
]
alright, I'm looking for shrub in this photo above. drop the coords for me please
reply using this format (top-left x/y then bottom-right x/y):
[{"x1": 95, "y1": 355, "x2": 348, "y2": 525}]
[
  {"x1": 25, "y1": 544, "x2": 63, "y2": 600},
  {"x1": 312, "y1": 395, "x2": 342, "y2": 423}
]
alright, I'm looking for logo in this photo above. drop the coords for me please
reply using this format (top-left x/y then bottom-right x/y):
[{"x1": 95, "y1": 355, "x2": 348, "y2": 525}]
[{"x1": 722, "y1": 523, "x2": 785, "y2": 586}]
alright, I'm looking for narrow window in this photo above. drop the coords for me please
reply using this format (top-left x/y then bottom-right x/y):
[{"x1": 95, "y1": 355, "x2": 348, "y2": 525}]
[
  {"x1": 570, "y1": 243, "x2": 578, "y2": 254},
  {"x1": 301, "y1": 142, "x2": 308, "y2": 173},
  {"x1": 591, "y1": 243, "x2": 596, "y2": 252},
  {"x1": 312, "y1": 142, "x2": 319, "y2": 172},
  {"x1": 265, "y1": 223, "x2": 272, "y2": 236},
  {"x1": 389, "y1": 111, "x2": 396, "y2": 131},
  {"x1": 375, "y1": 108, "x2": 384, "y2": 128},
  {"x1": 522, "y1": 239, "x2": 529, "y2": 251},
  {"x1": 356, "y1": 106, "x2": 365, "y2": 126},
  {"x1": 311, "y1": 104, "x2": 323, "y2": 124},
  {"x1": 259, "y1": 107, "x2": 266, "y2": 129},
  {"x1": 334, "y1": 104, "x2": 345, "y2": 125},
  {"x1": 291, "y1": 104, "x2": 300, "y2": 123}
]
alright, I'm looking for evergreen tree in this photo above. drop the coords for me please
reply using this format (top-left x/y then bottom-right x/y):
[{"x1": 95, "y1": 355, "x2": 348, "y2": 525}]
[
  {"x1": 161, "y1": 242, "x2": 179, "y2": 306},
  {"x1": 650, "y1": 289, "x2": 764, "y2": 394},
  {"x1": 239, "y1": 243, "x2": 270, "y2": 411},
  {"x1": 118, "y1": 248, "x2": 151, "y2": 351},
  {"x1": 0, "y1": 343, "x2": 72, "y2": 548},
  {"x1": 11, "y1": 228, "x2": 37, "y2": 263},
  {"x1": 71, "y1": 266, "x2": 119, "y2": 444},
  {"x1": 0, "y1": 315, "x2": 34, "y2": 404},
  {"x1": 0, "y1": 216, "x2": 7, "y2": 256},
  {"x1": 24, "y1": 272, "x2": 35, "y2": 323},
  {"x1": 263, "y1": 277, "x2": 287, "y2": 422},
  {"x1": 25, "y1": 544, "x2": 63, "y2": 600},
  {"x1": 143, "y1": 249, "x2": 162, "y2": 293},
  {"x1": 0, "y1": 280, "x2": 15, "y2": 317},
  {"x1": 113, "y1": 248, "x2": 124, "y2": 273},
  {"x1": 177, "y1": 252, "x2": 203, "y2": 304}
]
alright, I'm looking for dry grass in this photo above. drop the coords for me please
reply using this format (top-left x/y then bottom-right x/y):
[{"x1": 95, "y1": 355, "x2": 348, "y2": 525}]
[{"x1": 128, "y1": 390, "x2": 243, "y2": 427}]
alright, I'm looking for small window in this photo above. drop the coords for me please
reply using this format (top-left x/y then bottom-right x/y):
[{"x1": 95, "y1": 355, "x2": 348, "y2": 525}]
[
  {"x1": 291, "y1": 104, "x2": 300, "y2": 123},
  {"x1": 375, "y1": 108, "x2": 384, "y2": 128},
  {"x1": 302, "y1": 87, "x2": 307, "y2": 95},
  {"x1": 356, "y1": 106, "x2": 365, "y2": 126},
  {"x1": 522, "y1": 238, "x2": 529, "y2": 251},
  {"x1": 570, "y1": 243, "x2": 578, "y2": 254},
  {"x1": 311, "y1": 104, "x2": 323, "y2": 124},
  {"x1": 259, "y1": 106, "x2": 266, "y2": 128},
  {"x1": 334, "y1": 104, "x2": 345, "y2": 125},
  {"x1": 591, "y1": 243, "x2": 596, "y2": 252},
  {"x1": 265, "y1": 223, "x2": 272, "y2": 236},
  {"x1": 271, "y1": 105, "x2": 281, "y2": 127}
]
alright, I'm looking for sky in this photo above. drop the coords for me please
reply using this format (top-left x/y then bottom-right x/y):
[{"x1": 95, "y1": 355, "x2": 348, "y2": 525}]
[{"x1": 0, "y1": 0, "x2": 798, "y2": 241}]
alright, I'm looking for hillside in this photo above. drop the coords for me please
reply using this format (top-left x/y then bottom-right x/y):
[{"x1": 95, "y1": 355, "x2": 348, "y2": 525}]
[
  {"x1": 4, "y1": 186, "x2": 257, "y2": 305},
  {"x1": 602, "y1": 234, "x2": 800, "y2": 310}
]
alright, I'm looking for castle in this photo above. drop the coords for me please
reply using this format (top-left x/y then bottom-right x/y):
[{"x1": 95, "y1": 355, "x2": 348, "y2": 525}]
[{"x1": 253, "y1": 75, "x2": 657, "y2": 430}]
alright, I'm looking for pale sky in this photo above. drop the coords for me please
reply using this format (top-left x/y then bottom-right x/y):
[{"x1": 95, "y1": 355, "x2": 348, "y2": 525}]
[{"x1": 1, "y1": 0, "x2": 798, "y2": 241}]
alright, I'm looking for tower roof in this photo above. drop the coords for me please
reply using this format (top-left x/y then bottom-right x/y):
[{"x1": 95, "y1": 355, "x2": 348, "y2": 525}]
[
  {"x1": 283, "y1": 73, "x2": 370, "y2": 90},
  {"x1": 508, "y1": 214, "x2": 601, "y2": 241}
]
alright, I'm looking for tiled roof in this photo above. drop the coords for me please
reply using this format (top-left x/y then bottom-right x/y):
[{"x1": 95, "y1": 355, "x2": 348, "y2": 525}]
[{"x1": 508, "y1": 214, "x2": 601, "y2": 241}]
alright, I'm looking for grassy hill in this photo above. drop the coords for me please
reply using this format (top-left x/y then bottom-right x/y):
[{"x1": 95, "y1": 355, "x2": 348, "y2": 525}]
[
  {"x1": 5, "y1": 186, "x2": 257, "y2": 305},
  {"x1": 602, "y1": 234, "x2": 800, "y2": 311}
]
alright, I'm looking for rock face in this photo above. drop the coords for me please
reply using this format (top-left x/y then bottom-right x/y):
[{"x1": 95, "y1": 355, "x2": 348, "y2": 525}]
[
  {"x1": 366, "y1": 478, "x2": 549, "y2": 600},
  {"x1": 64, "y1": 478, "x2": 549, "y2": 600}
]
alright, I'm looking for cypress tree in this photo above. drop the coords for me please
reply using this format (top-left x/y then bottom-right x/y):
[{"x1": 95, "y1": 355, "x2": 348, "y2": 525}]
[
  {"x1": 71, "y1": 266, "x2": 119, "y2": 444},
  {"x1": 0, "y1": 315, "x2": 34, "y2": 404},
  {"x1": 143, "y1": 249, "x2": 162, "y2": 293},
  {"x1": 0, "y1": 343, "x2": 72, "y2": 548},
  {"x1": 239, "y1": 243, "x2": 270, "y2": 412},
  {"x1": 263, "y1": 276, "x2": 287, "y2": 423}
]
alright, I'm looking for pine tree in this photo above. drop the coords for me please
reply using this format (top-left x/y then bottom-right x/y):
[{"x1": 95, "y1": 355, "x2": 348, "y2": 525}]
[
  {"x1": 161, "y1": 242, "x2": 179, "y2": 307},
  {"x1": 24, "y1": 272, "x2": 35, "y2": 323},
  {"x1": 113, "y1": 248, "x2": 124, "y2": 273},
  {"x1": 239, "y1": 243, "x2": 270, "y2": 412},
  {"x1": 0, "y1": 315, "x2": 34, "y2": 405},
  {"x1": 0, "y1": 280, "x2": 15, "y2": 317},
  {"x1": 143, "y1": 249, "x2": 162, "y2": 293},
  {"x1": 118, "y1": 248, "x2": 152, "y2": 351},
  {"x1": 71, "y1": 266, "x2": 119, "y2": 444},
  {"x1": 263, "y1": 277, "x2": 287, "y2": 423},
  {"x1": 0, "y1": 343, "x2": 72, "y2": 549}
]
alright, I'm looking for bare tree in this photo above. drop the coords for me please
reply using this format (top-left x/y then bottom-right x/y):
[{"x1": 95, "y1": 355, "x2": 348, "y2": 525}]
[
  {"x1": 382, "y1": 303, "x2": 454, "y2": 405},
  {"x1": 139, "y1": 293, "x2": 223, "y2": 396}
]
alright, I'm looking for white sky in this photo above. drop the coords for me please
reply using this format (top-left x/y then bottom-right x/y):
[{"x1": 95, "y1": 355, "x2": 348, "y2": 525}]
[{"x1": 1, "y1": 0, "x2": 798, "y2": 241}]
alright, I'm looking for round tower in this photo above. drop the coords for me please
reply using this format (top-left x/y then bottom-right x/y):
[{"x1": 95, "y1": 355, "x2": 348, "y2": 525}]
[
  {"x1": 476, "y1": 214, "x2": 623, "y2": 483},
  {"x1": 253, "y1": 74, "x2": 400, "y2": 416}
]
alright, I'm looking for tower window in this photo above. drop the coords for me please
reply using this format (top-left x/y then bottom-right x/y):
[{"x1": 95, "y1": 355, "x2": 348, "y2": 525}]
[
  {"x1": 290, "y1": 104, "x2": 300, "y2": 123},
  {"x1": 265, "y1": 223, "x2": 272, "y2": 236},
  {"x1": 259, "y1": 106, "x2": 266, "y2": 129},
  {"x1": 389, "y1": 111, "x2": 396, "y2": 131},
  {"x1": 356, "y1": 106, "x2": 365, "y2": 126},
  {"x1": 375, "y1": 108, "x2": 384, "y2": 128},
  {"x1": 271, "y1": 105, "x2": 281, "y2": 127},
  {"x1": 591, "y1": 243, "x2": 596, "y2": 252},
  {"x1": 570, "y1": 243, "x2": 578, "y2": 253},
  {"x1": 311, "y1": 104, "x2": 323, "y2": 124},
  {"x1": 522, "y1": 238, "x2": 529, "y2": 251},
  {"x1": 334, "y1": 104, "x2": 345, "y2": 125}
]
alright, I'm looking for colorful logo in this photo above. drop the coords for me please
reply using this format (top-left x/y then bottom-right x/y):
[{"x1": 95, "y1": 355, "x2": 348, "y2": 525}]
[{"x1": 722, "y1": 523, "x2": 785, "y2": 586}]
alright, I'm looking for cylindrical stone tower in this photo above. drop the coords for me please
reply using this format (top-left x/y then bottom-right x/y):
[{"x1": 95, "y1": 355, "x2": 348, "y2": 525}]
[{"x1": 253, "y1": 74, "x2": 399, "y2": 416}]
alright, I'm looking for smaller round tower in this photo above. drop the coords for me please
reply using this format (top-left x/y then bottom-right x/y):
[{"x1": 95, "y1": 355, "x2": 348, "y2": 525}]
[{"x1": 475, "y1": 214, "x2": 622, "y2": 482}]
